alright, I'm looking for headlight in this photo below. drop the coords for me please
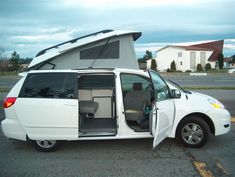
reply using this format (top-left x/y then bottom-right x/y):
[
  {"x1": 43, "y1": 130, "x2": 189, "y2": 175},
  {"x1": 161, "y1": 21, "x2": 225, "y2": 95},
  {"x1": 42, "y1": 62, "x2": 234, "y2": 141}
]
[{"x1": 208, "y1": 98, "x2": 224, "y2": 109}]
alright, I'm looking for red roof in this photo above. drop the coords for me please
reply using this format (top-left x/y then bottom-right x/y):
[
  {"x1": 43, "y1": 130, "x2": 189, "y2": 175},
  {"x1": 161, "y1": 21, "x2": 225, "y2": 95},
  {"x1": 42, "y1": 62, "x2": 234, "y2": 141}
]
[
  {"x1": 189, "y1": 40, "x2": 224, "y2": 61},
  {"x1": 174, "y1": 45, "x2": 211, "y2": 51}
]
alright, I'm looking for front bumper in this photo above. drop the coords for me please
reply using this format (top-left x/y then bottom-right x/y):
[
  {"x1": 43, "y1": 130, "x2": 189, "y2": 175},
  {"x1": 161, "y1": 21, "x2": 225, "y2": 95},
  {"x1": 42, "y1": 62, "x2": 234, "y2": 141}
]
[{"x1": 206, "y1": 108, "x2": 231, "y2": 136}]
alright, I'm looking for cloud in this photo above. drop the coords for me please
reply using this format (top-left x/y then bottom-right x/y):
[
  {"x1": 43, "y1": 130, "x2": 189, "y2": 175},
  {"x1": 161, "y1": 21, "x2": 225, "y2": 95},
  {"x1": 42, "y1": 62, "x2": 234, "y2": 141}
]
[
  {"x1": 224, "y1": 44, "x2": 235, "y2": 50},
  {"x1": 61, "y1": 0, "x2": 200, "y2": 9},
  {"x1": 0, "y1": 0, "x2": 234, "y2": 58},
  {"x1": 9, "y1": 29, "x2": 81, "y2": 43}
]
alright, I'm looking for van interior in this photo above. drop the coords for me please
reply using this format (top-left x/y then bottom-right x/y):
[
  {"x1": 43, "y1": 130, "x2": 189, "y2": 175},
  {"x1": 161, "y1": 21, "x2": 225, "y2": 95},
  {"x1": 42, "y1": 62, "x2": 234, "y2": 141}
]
[
  {"x1": 78, "y1": 74, "x2": 117, "y2": 136},
  {"x1": 122, "y1": 82, "x2": 152, "y2": 132},
  {"x1": 78, "y1": 73, "x2": 153, "y2": 137}
]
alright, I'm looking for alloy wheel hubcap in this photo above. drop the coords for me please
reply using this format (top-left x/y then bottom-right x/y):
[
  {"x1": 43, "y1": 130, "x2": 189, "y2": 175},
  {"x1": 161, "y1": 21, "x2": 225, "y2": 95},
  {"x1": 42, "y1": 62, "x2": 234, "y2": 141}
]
[
  {"x1": 36, "y1": 140, "x2": 56, "y2": 148},
  {"x1": 181, "y1": 123, "x2": 203, "y2": 145}
]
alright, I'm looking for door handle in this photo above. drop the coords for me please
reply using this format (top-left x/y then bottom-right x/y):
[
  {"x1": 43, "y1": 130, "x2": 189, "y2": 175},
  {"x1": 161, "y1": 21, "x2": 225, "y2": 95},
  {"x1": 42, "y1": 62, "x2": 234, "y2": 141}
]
[{"x1": 64, "y1": 102, "x2": 76, "y2": 106}]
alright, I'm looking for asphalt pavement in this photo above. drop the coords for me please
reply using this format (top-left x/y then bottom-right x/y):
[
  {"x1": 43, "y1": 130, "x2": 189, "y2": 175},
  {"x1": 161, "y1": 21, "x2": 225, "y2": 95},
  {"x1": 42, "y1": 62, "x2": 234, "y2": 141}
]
[
  {"x1": 163, "y1": 74, "x2": 235, "y2": 87},
  {"x1": 0, "y1": 75, "x2": 20, "y2": 89},
  {"x1": 0, "y1": 123, "x2": 234, "y2": 177},
  {"x1": 0, "y1": 74, "x2": 234, "y2": 177}
]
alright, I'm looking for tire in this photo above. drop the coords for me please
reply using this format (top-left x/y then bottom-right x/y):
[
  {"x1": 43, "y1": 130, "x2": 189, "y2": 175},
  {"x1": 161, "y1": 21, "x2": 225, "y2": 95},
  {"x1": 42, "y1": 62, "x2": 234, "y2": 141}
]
[
  {"x1": 176, "y1": 116, "x2": 210, "y2": 148},
  {"x1": 32, "y1": 140, "x2": 58, "y2": 152}
]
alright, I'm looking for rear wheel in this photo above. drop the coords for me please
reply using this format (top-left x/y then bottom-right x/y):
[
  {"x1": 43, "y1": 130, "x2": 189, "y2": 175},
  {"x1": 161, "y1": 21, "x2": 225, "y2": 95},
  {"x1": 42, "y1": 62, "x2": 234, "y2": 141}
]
[
  {"x1": 33, "y1": 140, "x2": 58, "y2": 152},
  {"x1": 176, "y1": 116, "x2": 210, "y2": 148}
]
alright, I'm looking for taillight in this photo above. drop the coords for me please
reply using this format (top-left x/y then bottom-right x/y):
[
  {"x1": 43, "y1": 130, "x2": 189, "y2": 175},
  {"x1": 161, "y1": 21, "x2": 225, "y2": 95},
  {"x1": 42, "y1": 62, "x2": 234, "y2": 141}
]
[{"x1": 4, "y1": 97, "x2": 17, "y2": 108}]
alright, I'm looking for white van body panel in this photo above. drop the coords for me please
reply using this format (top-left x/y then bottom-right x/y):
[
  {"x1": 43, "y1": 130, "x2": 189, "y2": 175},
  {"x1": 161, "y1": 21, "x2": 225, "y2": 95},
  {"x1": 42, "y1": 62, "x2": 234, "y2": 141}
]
[
  {"x1": 1, "y1": 68, "x2": 231, "y2": 147},
  {"x1": 1, "y1": 77, "x2": 27, "y2": 141},
  {"x1": 167, "y1": 87, "x2": 231, "y2": 138},
  {"x1": 153, "y1": 99, "x2": 175, "y2": 148},
  {"x1": 15, "y1": 98, "x2": 78, "y2": 140}
]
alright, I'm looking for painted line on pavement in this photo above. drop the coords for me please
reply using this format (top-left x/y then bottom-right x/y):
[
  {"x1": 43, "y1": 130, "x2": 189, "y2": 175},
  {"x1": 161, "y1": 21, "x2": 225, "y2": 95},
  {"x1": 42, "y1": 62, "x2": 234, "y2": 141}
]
[
  {"x1": 216, "y1": 162, "x2": 230, "y2": 176},
  {"x1": 231, "y1": 117, "x2": 235, "y2": 123},
  {"x1": 193, "y1": 161, "x2": 214, "y2": 177}
]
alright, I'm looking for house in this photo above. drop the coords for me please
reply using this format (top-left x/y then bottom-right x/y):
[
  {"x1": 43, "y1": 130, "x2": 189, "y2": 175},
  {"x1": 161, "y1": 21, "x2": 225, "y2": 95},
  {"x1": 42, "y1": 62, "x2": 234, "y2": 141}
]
[
  {"x1": 223, "y1": 57, "x2": 233, "y2": 68},
  {"x1": 27, "y1": 30, "x2": 141, "y2": 70},
  {"x1": 149, "y1": 40, "x2": 224, "y2": 72}
]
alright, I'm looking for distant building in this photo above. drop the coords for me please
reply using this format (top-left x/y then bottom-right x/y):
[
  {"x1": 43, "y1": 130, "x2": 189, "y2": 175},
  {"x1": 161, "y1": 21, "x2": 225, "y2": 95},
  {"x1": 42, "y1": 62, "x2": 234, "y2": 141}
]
[
  {"x1": 223, "y1": 57, "x2": 233, "y2": 68},
  {"x1": 148, "y1": 40, "x2": 224, "y2": 72}
]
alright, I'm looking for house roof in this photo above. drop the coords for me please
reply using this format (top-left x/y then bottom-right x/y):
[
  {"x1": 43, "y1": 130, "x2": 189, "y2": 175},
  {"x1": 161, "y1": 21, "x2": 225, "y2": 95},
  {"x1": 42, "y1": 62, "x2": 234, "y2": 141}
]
[
  {"x1": 190, "y1": 40, "x2": 224, "y2": 61},
  {"x1": 157, "y1": 40, "x2": 224, "y2": 62},
  {"x1": 173, "y1": 45, "x2": 211, "y2": 51},
  {"x1": 157, "y1": 45, "x2": 212, "y2": 52}
]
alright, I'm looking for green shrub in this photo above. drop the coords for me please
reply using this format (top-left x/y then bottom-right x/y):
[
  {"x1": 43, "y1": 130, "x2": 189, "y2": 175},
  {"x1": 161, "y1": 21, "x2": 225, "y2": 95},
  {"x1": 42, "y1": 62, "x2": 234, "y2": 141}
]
[
  {"x1": 205, "y1": 63, "x2": 211, "y2": 71},
  {"x1": 166, "y1": 68, "x2": 171, "y2": 72},
  {"x1": 170, "y1": 60, "x2": 176, "y2": 72},
  {"x1": 218, "y1": 53, "x2": 224, "y2": 69},
  {"x1": 197, "y1": 64, "x2": 203, "y2": 71},
  {"x1": 151, "y1": 59, "x2": 157, "y2": 70},
  {"x1": 185, "y1": 70, "x2": 192, "y2": 73}
]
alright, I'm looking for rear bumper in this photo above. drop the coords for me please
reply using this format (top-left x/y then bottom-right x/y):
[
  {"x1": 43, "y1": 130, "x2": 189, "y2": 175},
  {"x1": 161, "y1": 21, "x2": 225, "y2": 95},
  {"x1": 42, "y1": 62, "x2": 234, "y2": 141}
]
[
  {"x1": 1, "y1": 119, "x2": 26, "y2": 141},
  {"x1": 207, "y1": 108, "x2": 231, "y2": 136}
]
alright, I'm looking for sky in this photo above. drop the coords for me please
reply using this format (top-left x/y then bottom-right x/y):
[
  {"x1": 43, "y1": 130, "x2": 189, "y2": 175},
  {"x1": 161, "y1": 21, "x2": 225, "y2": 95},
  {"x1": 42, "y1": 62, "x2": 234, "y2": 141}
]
[{"x1": 0, "y1": 0, "x2": 235, "y2": 59}]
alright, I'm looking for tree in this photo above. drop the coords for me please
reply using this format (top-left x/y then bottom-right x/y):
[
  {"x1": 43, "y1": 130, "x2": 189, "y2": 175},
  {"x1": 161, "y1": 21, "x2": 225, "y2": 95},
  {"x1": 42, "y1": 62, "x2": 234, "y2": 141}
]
[
  {"x1": 0, "y1": 47, "x2": 5, "y2": 59},
  {"x1": 232, "y1": 54, "x2": 235, "y2": 64},
  {"x1": 151, "y1": 59, "x2": 157, "y2": 70},
  {"x1": 10, "y1": 51, "x2": 20, "y2": 71},
  {"x1": 137, "y1": 58, "x2": 146, "y2": 63},
  {"x1": 218, "y1": 53, "x2": 224, "y2": 69},
  {"x1": 0, "y1": 47, "x2": 10, "y2": 73},
  {"x1": 170, "y1": 60, "x2": 176, "y2": 72},
  {"x1": 143, "y1": 50, "x2": 153, "y2": 61},
  {"x1": 197, "y1": 64, "x2": 203, "y2": 71},
  {"x1": 205, "y1": 63, "x2": 211, "y2": 71}
]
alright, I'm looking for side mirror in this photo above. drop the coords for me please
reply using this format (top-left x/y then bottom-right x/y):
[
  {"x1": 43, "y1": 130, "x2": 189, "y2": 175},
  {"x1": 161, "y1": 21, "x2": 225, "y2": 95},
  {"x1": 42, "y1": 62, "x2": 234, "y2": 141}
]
[{"x1": 171, "y1": 89, "x2": 181, "y2": 98}]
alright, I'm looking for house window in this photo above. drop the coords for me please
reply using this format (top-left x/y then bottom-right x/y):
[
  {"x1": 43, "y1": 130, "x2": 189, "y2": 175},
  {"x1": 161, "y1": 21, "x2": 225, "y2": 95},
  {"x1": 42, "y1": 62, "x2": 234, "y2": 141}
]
[
  {"x1": 190, "y1": 52, "x2": 196, "y2": 69},
  {"x1": 180, "y1": 61, "x2": 183, "y2": 65},
  {"x1": 178, "y1": 52, "x2": 182, "y2": 57},
  {"x1": 80, "y1": 41, "x2": 120, "y2": 59},
  {"x1": 200, "y1": 52, "x2": 206, "y2": 67}
]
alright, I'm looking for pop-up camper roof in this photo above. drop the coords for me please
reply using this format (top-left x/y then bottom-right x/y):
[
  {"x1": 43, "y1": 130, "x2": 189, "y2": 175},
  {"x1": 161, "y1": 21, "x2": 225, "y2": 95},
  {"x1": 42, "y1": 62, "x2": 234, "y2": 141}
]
[{"x1": 27, "y1": 30, "x2": 142, "y2": 70}]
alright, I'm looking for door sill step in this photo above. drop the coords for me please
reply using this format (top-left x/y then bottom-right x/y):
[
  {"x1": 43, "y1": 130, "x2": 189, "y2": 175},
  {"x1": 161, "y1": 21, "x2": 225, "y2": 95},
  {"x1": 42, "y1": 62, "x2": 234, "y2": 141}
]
[{"x1": 79, "y1": 132, "x2": 116, "y2": 137}]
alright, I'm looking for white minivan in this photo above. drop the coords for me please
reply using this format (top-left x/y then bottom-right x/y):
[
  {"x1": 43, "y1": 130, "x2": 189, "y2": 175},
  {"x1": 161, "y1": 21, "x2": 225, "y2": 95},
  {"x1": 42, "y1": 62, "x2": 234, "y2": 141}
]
[{"x1": 1, "y1": 68, "x2": 231, "y2": 151}]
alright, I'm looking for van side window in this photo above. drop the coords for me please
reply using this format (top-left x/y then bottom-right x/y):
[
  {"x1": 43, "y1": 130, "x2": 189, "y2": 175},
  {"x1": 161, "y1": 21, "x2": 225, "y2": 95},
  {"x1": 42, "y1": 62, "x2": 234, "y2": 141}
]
[
  {"x1": 80, "y1": 41, "x2": 120, "y2": 59},
  {"x1": 120, "y1": 74, "x2": 151, "y2": 98},
  {"x1": 149, "y1": 71, "x2": 170, "y2": 101},
  {"x1": 19, "y1": 73, "x2": 77, "y2": 99}
]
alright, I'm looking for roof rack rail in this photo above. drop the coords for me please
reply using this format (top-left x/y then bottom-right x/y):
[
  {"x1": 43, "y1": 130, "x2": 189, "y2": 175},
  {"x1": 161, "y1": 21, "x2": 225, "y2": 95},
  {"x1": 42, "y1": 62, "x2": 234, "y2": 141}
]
[
  {"x1": 72, "y1": 68, "x2": 115, "y2": 71},
  {"x1": 36, "y1": 29, "x2": 113, "y2": 57}
]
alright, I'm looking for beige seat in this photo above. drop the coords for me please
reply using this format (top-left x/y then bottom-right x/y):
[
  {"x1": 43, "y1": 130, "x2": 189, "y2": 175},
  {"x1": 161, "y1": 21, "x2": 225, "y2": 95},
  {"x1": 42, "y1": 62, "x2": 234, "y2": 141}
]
[
  {"x1": 79, "y1": 101, "x2": 98, "y2": 114},
  {"x1": 124, "y1": 83, "x2": 150, "y2": 123}
]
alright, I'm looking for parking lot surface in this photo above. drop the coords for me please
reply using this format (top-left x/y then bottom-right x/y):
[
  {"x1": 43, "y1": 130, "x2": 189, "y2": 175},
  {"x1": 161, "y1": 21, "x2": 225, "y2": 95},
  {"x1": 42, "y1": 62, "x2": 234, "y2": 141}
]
[
  {"x1": 0, "y1": 124, "x2": 234, "y2": 177},
  {"x1": 0, "y1": 74, "x2": 234, "y2": 177}
]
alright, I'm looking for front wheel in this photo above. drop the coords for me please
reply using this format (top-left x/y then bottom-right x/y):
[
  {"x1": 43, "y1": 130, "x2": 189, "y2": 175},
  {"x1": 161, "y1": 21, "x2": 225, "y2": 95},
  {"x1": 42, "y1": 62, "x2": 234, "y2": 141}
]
[
  {"x1": 176, "y1": 116, "x2": 210, "y2": 148},
  {"x1": 33, "y1": 140, "x2": 58, "y2": 152}
]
